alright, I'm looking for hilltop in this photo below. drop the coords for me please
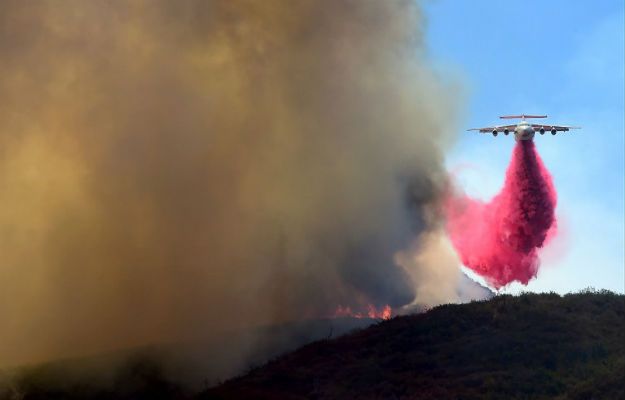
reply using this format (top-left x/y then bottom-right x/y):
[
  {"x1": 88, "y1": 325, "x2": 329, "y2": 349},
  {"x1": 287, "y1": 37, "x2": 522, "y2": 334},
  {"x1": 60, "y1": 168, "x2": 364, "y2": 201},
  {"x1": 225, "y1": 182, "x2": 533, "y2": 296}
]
[{"x1": 204, "y1": 290, "x2": 624, "y2": 400}]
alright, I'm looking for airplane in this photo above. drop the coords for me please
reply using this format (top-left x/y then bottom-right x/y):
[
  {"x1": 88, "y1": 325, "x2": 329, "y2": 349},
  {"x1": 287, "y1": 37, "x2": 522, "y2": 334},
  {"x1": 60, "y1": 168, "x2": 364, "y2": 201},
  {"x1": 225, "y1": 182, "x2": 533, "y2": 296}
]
[{"x1": 468, "y1": 115, "x2": 580, "y2": 141}]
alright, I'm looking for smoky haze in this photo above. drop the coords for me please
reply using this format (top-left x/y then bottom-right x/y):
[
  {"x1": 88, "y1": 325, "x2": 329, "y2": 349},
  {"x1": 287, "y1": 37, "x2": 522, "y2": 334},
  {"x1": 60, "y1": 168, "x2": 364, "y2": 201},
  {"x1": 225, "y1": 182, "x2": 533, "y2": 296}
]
[{"x1": 0, "y1": 0, "x2": 467, "y2": 367}]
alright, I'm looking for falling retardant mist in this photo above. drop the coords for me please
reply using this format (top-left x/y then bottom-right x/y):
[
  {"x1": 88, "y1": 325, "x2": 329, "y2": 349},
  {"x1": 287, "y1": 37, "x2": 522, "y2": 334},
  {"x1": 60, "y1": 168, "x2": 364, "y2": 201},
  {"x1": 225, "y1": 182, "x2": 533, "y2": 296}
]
[{"x1": 444, "y1": 141, "x2": 557, "y2": 289}]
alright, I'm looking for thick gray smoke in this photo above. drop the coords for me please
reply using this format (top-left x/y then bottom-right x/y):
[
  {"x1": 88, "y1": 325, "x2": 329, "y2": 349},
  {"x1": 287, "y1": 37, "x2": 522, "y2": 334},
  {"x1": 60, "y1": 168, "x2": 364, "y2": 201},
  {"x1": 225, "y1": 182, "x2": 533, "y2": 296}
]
[{"x1": 0, "y1": 0, "x2": 470, "y2": 368}]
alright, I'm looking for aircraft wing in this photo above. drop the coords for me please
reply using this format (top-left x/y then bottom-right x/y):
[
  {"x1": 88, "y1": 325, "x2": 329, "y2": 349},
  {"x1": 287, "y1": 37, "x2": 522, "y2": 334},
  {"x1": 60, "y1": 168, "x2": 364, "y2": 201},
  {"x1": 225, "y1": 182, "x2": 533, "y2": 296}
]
[
  {"x1": 467, "y1": 124, "x2": 517, "y2": 133},
  {"x1": 530, "y1": 124, "x2": 581, "y2": 132}
]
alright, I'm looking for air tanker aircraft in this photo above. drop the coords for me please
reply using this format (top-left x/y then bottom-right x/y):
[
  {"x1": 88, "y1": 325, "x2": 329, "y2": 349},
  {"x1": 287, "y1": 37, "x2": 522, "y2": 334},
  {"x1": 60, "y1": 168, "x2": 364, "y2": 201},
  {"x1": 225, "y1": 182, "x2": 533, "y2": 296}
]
[{"x1": 469, "y1": 115, "x2": 580, "y2": 141}]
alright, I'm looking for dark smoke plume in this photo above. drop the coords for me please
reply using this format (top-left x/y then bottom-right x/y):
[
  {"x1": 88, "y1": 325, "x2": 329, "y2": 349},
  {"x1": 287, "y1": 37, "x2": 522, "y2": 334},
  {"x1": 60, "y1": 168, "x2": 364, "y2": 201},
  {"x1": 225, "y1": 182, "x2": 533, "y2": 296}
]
[
  {"x1": 0, "y1": 0, "x2": 467, "y2": 368},
  {"x1": 445, "y1": 141, "x2": 558, "y2": 289}
]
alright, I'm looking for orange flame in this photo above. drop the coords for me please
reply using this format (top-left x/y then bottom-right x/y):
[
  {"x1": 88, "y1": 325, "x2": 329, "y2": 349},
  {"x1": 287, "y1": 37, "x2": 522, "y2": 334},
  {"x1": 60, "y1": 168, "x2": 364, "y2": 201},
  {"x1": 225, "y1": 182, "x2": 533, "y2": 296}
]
[{"x1": 332, "y1": 304, "x2": 392, "y2": 320}]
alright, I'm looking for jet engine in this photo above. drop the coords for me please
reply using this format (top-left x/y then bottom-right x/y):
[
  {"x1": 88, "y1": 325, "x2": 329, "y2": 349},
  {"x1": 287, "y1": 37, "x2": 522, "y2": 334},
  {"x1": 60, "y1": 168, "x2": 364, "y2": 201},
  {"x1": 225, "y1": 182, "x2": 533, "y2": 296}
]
[
  {"x1": 503, "y1": 129, "x2": 509, "y2": 135},
  {"x1": 492, "y1": 129, "x2": 498, "y2": 137},
  {"x1": 539, "y1": 127, "x2": 545, "y2": 135},
  {"x1": 551, "y1": 128, "x2": 557, "y2": 135}
]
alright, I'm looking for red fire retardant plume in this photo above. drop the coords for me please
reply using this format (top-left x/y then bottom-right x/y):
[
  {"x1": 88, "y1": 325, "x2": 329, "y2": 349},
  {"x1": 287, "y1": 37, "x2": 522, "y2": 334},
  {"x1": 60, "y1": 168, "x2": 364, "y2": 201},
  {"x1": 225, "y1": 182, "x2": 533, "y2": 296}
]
[{"x1": 445, "y1": 141, "x2": 557, "y2": 289}]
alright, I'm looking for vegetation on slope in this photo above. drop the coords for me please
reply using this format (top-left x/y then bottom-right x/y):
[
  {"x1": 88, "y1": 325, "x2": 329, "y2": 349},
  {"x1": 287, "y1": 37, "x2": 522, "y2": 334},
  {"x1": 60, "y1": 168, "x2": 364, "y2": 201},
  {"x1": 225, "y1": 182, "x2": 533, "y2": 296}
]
[{"x1": 204, "y1": 290, "x2": 624, "y2": 400}]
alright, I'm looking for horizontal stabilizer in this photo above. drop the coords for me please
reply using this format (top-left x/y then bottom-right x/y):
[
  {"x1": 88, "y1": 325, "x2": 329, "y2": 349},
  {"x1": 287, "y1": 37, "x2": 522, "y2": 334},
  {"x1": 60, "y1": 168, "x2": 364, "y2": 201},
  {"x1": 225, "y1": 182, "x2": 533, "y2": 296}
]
[{"x1": 500, "y1": 114, "x2": 547, "y2": 119}]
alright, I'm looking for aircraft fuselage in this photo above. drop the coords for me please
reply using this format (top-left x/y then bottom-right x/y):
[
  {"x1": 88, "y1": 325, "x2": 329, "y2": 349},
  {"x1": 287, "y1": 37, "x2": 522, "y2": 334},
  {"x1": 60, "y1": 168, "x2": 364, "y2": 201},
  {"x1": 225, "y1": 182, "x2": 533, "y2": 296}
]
[{"x1": 514, "y1": 121, "x2": 535, "y2": 141}]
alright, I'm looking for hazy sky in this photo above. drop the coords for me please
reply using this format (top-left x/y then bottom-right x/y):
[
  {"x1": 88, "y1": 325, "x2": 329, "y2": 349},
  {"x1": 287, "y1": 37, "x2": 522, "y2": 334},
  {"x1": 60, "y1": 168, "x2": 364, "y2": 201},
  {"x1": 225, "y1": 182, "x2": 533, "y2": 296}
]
[{"x1": 424, "y1": 0, "x2": 624, "y2": 294}]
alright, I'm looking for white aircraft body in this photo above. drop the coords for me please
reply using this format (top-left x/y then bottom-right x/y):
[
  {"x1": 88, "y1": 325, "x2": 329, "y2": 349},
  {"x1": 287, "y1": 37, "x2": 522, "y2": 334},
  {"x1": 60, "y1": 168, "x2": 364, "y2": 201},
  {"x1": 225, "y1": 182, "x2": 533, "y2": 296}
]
[{"x1": 468, "y1": 115, "x2": 580, "y2": 141}]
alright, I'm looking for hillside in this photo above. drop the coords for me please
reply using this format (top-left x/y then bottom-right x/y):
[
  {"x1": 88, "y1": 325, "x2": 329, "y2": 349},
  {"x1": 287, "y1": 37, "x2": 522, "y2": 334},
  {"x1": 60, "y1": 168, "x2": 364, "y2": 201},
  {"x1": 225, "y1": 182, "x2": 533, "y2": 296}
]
[
  {"x1": 0, "y1": 317, "x2": 377, "y2": 400},
  {"x1": 3, "y1": 291, "x2": 622, "y2": 400},
  {"x1": 204, "y1": 290, "x2": 624, "y2": 400}
]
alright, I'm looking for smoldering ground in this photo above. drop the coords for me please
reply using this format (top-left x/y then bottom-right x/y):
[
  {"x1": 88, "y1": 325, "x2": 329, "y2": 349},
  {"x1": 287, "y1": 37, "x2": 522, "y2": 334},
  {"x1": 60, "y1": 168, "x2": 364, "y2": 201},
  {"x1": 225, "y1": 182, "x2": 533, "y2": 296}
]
[{"x1": 0, "y1": 0, "x2": 482, "y2": 383}]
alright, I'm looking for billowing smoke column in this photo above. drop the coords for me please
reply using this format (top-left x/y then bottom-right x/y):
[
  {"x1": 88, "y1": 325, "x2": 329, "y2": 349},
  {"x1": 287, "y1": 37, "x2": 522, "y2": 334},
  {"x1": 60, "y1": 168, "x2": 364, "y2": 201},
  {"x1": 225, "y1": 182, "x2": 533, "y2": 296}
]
[
  {"x1": 0, "y1": 0, "x2": 481, "y2": 368},
  {"x1": 445, "y1": 141, "x2": 557, "y2": 289}
]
